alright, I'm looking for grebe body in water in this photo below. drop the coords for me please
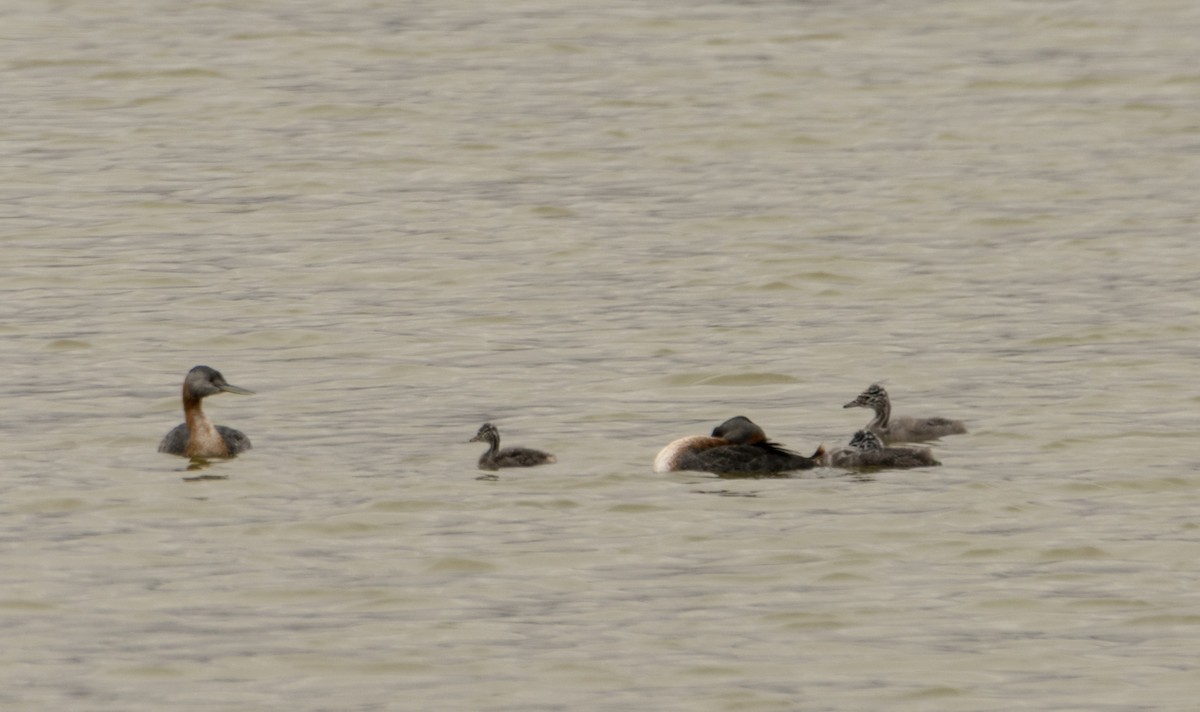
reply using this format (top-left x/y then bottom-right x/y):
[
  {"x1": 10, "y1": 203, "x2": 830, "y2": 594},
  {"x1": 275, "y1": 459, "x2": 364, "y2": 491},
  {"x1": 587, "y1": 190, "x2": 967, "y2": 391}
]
[
  {"x1": 158, "y1": 366, "x2": 254, "y2": 458},
  {"x1": 844, "y1": 384, "x2": 966, "y2": 443},
  {"x1": 821, "y1": 430, "x2": 940, "y2": 469},
  {"x1": 469, "y1": 423, "x2": 556, "y2": 470},
  {"x1": 654, "y1": 415, "x2": 824, "y2": 475}
]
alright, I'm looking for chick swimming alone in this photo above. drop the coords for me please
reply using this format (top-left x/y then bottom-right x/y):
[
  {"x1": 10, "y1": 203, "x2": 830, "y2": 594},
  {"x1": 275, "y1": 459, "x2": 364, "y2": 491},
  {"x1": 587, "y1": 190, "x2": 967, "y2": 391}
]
[
  {"x1": 821, "y1": 429, "x2": 940, "y2": 470},
  {"x1": 469, "y1": 423, "x2": 556, "y2": 471},
  {"x1": 844, "y1": 384, "x2": 966, "y2": 443},
  {"x1": 158, "y1": 365, "x2": 253, "y2": 458},
  {"x1": 654, "y1": 415, "x2": 824, "y2": 474}
]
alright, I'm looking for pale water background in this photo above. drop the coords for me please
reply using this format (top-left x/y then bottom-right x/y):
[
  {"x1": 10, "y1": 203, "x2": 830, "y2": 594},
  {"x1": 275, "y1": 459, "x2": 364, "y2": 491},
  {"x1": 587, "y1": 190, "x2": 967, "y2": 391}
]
[{"x1": 2, "y1": 0, "x2": 1199, "y2": 710}]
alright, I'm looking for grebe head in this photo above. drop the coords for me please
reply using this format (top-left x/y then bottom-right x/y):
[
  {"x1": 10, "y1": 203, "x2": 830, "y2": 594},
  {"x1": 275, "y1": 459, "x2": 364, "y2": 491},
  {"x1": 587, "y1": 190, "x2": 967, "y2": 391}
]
[
  {"x1": 844, "y1": 384, "x2": 888, "y2": 410},
  {"x1": 184, "y1": 365, "x2": 254, "y2": 400},
  {"x1": 847, "y1": 429, "x2": 884, "y2": 452},
  {"x1": 710, "y1": 415, "x2": 767, "y2": 444},
  {"x1": 470, "y1": 423, "x2": 499, "y2": 444}
]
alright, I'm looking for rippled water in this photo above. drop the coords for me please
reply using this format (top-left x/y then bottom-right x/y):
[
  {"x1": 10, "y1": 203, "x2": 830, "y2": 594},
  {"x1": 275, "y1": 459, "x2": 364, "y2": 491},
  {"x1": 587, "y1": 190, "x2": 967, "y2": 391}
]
[{"x1": 3, "y1": 1, "x2": 1199, "y2": 710}]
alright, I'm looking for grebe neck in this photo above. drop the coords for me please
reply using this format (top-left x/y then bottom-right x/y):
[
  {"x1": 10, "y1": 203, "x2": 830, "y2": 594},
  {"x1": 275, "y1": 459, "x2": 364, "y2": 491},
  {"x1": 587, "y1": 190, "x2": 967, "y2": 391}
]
[
  {"x1": 183, "y1": 389, "x2": 224, "y2": 457},
  {"x1": 482, "y1": 432, "x2": 501, "y2": 458},
  {"x1": 870, "y1": 394, "x2": 891, "y2": 430}
]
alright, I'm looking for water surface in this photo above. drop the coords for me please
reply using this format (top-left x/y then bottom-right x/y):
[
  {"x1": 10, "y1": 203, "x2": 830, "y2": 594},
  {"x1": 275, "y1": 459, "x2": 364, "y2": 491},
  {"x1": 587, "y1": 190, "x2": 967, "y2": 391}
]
[{"x1": 3, "y1": 1, "x2": 1199, "y2": 710}]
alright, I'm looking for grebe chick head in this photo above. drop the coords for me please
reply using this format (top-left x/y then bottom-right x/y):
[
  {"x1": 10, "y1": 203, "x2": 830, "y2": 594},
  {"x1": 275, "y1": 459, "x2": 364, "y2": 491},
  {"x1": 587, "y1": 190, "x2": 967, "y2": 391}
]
[
  {"x1": 469, "y1": 422, "x2": 499, "y2": 445},
  {"x1": 844, "y1": 384, "x2": 888, "y2": 411},
  {"x1": 710, "y1": 415, "x2": 767, "y2": 445},
  {"x1": 184, "y1": 365, "x2": 255, "y2": 400},
  {"x1": 847, "y1": 429, "x2": 884, "y2": 452}
]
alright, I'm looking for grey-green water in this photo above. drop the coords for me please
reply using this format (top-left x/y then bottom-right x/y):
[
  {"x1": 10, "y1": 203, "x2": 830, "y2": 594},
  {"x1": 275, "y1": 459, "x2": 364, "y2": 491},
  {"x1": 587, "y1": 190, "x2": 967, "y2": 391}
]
[{"x1": 3, "y1": 1, "x2": 1199, "y2": 710}]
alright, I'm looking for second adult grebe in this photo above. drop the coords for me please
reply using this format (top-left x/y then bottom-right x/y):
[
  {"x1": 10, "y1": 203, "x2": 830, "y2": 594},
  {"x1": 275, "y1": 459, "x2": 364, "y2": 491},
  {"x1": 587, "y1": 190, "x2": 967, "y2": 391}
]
[
  {"x1": 158, "y1": 365, "x2": 254, "y2": 458},
  {"x1": 653, "y1": 415, "x2": 824, "y2": 474},
  {"x1": 821, "y1": 429, "x2": 941, "y2": 469},
  {"x1": 844, "y1": 384, "x2": 966, "y2": 443},
  {"x1": 469, "y1": 423, "x2": 557, "y2": 470}
]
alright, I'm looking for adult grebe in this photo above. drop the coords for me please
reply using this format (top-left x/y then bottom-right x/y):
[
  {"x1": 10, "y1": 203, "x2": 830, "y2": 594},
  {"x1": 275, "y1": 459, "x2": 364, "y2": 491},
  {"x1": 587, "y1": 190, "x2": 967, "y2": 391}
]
[
  {"x1": 821, "y1": 430, "x2": 940, "y2": 469},
  {"x1": 653, "y1": 415, "x2": 824, "y2": 475},
  {"x1": 844, "y1": 384, "x2": 966, "y2": 443},
  {"x1": 469, "y1": 423, "x2": 557, "y2": 471},
  {"x1": 158, "y1": 366, "x2": 254, "y2": 458}
]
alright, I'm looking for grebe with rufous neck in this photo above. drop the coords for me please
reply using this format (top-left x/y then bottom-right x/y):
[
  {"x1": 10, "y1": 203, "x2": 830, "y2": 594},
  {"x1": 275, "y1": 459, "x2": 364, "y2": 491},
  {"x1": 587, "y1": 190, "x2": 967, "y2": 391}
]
[{"x1": 159, "y1": 365, "x2": 253, "y2": 458}]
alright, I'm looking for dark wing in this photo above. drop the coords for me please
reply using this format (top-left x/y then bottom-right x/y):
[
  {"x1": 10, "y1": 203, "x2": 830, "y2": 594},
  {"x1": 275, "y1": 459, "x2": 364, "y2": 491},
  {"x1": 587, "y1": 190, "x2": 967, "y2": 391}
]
[
  {"x1": 858, "y1": 447, "x2": 940, "y2": 469},
  {"x1": 495, "y1": 447, "x2": 555, "y2": 468},
  {"x1": 217, "y1": 426, "x2": 252, "y2": 456},
  {"x1": 921, "y1": 417, "x2": 966, "y2": 434},
  {"x1": 680, "y1": 441, "x2": 817, "y2": 475},
  {"x1": 158, "y1": 423, "x2": 189, "y2": 455}
]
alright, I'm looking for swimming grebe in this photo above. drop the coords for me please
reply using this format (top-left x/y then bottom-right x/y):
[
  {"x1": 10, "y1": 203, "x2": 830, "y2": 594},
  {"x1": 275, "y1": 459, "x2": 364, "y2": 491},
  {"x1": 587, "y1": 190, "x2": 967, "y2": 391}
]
[
  {"x1": 158, "y1": 366, "x2": 253, "y2": 458},
  {"x1": 469, "y1": 423, "x2": 557, "y2": 471},
  {"x1": 653, "y1": 415, "x2": 824, "y2": 474},
  {"x1": 821, "y1": 429, "x2": 940, "y2": 469},
  {"x1": 844, "y1": 384, "x2": 966, "y2": 443}
]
